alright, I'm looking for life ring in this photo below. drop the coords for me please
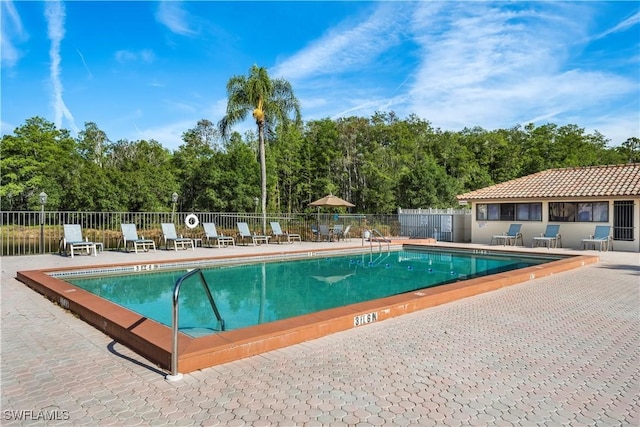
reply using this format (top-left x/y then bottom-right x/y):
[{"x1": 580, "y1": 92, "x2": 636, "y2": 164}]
[{"x1": 185, "y1": 214, "x2": 199, "y2": 229}]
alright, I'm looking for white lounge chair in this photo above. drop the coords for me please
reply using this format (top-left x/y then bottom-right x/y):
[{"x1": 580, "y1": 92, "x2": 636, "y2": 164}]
[
  {"x1": 60, "y1": 224, "x2": 97, "y2": 258},
  {"x1": 532, "y1": 225, "x2": 561, "y2": 249},
  {"x1": 582, "y1": 225, "x2": 613, "y2": 251},
  {"x1": 202, "y1": 223, "x2": 235, "y2": 248},
  {"x1": 270, "y1": 221, "x2": 301, "y2": 244},
  {"x1": 237, "y1": 222, "x2": 270, "y2": 246},
  {"x1": 120, "y1": 223, "x2": 156, "y2": 253},
  {"x1": 491, "y1": 224, "x2": 523, "y2": 246},
  {"x1": 161, "y1": 223, "x2": 194, "y2": 251}
]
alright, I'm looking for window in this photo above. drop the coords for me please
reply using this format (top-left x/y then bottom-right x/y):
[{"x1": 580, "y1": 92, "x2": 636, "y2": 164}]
[
  {"x1": 549, "y1": 202, "x2": 608, "y2": 222},
  {"x1": 516, "y1": 203, "x2": 542, "y2": 221},
  {"x1": 477, "y1": 203, "x2": 541, "y2": 221}
]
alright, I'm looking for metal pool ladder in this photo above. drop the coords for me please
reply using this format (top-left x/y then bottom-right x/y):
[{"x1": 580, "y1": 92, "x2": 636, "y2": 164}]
[
  {"x1": 364, "y1": 228, "x2": 391, "y2": 253},
  {"x1": 166, "y1": 268, "x2": 225, "y2": 381}
]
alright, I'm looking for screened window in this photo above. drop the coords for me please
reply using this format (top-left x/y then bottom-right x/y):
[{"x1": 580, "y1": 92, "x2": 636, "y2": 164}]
[
  {"x1": 516, "y1": 203, "x2": 542, "y2": 221},
  {"x1": 549, "y1": 202, "x2": 608, "y2": 222},
  {"x1": 477, "y1": 203, "x2": 541, "y2": 221}
]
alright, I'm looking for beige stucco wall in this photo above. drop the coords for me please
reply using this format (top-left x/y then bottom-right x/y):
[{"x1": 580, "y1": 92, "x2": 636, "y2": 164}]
[{"x1": 469, "y1": 198, "x2": 640, "y2": 252}]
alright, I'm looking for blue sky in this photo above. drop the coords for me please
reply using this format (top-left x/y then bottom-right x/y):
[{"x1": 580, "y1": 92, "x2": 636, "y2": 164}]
[{"x1": 2, "y1": 1, "x2": 639, "y2": 151}]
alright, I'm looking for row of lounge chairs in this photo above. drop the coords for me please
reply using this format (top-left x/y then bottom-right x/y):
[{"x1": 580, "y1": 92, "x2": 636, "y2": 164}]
[
  {"x1": 60, "y1": 221, "x2": 304, "y2": 257},
  {"x1": 491, "y1": 224, "x2": 613, "y2": 251}
]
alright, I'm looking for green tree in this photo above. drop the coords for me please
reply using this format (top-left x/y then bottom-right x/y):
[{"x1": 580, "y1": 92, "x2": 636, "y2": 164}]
[
  {"x1": 0, "y1": 116, "x2": 76, "y2": 210},
  {"x1": 396, "y1": 156, "x2": 461, "y2": 208},
  {"x1": 76, "y1": 121, "x2": 109, "y2": 167},
  {"x1": 104, "y1": 139, "x2": 178, "y2": 211},
  {"x1": 219, "y1": 65, "x2": 301, "y2": 233},
  {"x1": 215, "y1": 133, "x2": 260, "y2": 212},
  {"x1": 173, "y1": 119, "x2": 219, "y2": 211},
  {"x1": 618, "y1": 137, "x2": 640, "y2": 163}
]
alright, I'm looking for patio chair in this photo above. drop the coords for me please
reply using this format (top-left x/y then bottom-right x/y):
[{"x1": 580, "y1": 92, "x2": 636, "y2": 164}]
[
  {"x1": 202, "y1": 222, "x2": 235, "y2": 248},
  {"x1": 60, "y1": 224, "x2": 98, "y2": 258},
  {"x1": 332, "y1": 224, "x2": 344, "y2": 238},
  {"x1": 270, "y1": 222, "x2": 301, "y2": 244},
  {"x1": 311, "y1": 225, "x2": 319, "y2": 241},
  {"x1": 161, "y1": 223, "x2": 194, "y2": 251},
  {"x1": 336, "y1": 224, "x2": 352, "y2": 241},
  {"x1": 491, "y1": 224, "x2": 523, "y2": 246},
  {"x1": 319, "y1": 224, "x2": 333, "y2": 242},
  {"x1": 236, "y1": 222, "x2": 270, "y2": 246},
  {"x1": 582, "y1": 225, "x2": 613, "y2": 251},
  {"x1": 532, "y1": 224, "x2": 562, "y2": 249},
  {"x1": 120, "y1": 223, "x2": 156, "y2": 253}
]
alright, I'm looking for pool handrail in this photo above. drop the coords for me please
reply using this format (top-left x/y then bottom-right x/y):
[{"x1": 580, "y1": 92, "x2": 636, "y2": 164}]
[
  {"x1": 168, "y1": 268, "x2": 225, "y2": 381},
  {"x1": 363, "y1": 228, "x2": 391, "y2": 253}
]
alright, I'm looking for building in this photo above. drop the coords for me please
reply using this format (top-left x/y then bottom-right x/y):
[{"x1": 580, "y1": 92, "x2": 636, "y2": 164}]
[{"x1": 456, "y1": 164, "x2": 640, "y2": 252}]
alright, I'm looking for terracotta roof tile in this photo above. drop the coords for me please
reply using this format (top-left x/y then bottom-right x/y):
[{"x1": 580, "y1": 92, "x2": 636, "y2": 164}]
[{"x1": 457, "y1": 164, "x2": 640, "y2": 201}]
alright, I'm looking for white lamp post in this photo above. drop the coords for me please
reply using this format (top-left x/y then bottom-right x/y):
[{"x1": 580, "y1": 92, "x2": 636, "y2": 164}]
[
  {"x1": 171, "y1": 192, "x2": 179, "y2": 223},
  {"x1": 39, "y1": 192, "x2": 48, "y2": 254}
]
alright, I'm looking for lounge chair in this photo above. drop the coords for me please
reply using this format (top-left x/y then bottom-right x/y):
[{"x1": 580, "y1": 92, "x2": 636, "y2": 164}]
[
  {"x1": 491, "y1": 224, "x2": 523, "y2": 246},
  {"x1": 582, "y1": 225, "x2": 613, "y2": 251},
  {"x1": 161, "y1": 223, "x2": 194, "y2": 251},
  {"x1": 236, "y1": 222, "x2": 270, "y2": 245},
  {"x1": 319, "y1": 224, "x2": 333, "y2": 242},
  {"x1": 120, "y1": 223, "x2": 156, "y2": 253},
  {"x1": 60, "y1": 224, "x2": 98, "y2": 258},
  {"x1": 202, "y1": 222, "x2": 235, "y2": 248},
  {"x1": 270, "y1": 221, "x2": 301, "y2": 244},
  {"x1": 532, "y1": 224, "x2": 562, "y2": 249}
]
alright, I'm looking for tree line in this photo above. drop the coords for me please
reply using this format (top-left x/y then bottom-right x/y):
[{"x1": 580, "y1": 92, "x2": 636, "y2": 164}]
[{"x1": 2, "y1": 113, "x2": 637, "y2": 214}]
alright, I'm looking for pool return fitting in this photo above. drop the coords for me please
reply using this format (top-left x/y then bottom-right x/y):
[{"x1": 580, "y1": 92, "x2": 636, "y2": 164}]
[{"x1": 166, "y1": 268, "x2": 225, "y2": 381}]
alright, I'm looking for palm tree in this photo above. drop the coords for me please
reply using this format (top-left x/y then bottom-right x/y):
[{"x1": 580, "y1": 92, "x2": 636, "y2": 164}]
[{"x1": 219, "y1": 65, "x2": 301, "y2": 233}]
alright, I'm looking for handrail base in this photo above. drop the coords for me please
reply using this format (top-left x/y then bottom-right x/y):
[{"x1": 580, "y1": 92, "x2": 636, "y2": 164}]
[{"x1": 165, "y1": 373, "x2": 184, "y2": 382}]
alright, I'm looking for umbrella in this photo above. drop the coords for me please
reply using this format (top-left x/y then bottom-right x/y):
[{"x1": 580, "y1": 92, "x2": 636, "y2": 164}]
[
  {"x1": 309, "y1": 194, "x2": 355, "y2": 241},
  {"x1": 309, "y1": 194, "x2": 355, "y2": 208}
]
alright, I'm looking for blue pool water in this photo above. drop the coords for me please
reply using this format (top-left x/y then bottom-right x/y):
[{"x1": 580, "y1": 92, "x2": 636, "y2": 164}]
[{"x1": 66, "y1": 248, "x2": 559, "y2": 336}]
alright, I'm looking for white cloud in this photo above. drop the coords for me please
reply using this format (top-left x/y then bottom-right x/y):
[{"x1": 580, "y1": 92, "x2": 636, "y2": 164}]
[
  {"x1": 45, "y1": 0, "x2": 79, "y2": 134},
  {"x1": 403, "y1": 2, "x2": 637, "y2": 136},
  {"x1": 595, "y1": 11, "x2": 640, "y2": 39},
  {"x1": 115, "y1": 49, "x2": 155, "y2": 64},
  {"x1": 271, "y1": 3, "x2": 413, "y2": 81},
  {"x1": 1, "y1": 0, "x2": 27, "y2": 68},
  {"x1": 156, "y1": 1, "x2": 197, "y2": 36},
  {"x1": 128, "y1": 97, "x2": 231, "y2": 150},
  {"x1": 587, "y1": 112, "x2": 640, "y2": 146},
  {"x1": 279, "y1": 2, "x2": 638, "y2": 146}
]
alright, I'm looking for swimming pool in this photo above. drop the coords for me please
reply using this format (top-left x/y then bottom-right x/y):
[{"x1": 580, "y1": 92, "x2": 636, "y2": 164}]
[
  {"x1": 65, "y1": 248, "x2": 559, "y2": 337},
  {"x1": 17, "y1": 244, "x2": 598, "y2": 374}
]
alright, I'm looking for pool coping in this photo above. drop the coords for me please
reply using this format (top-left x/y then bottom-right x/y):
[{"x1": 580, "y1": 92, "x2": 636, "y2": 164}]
[{"x1": 16, "y1": 243, "x2": 600, "y2": 374}]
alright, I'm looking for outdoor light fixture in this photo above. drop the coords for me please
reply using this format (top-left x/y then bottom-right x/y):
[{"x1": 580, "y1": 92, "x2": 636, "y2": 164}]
[
  {"x1": 39, "y1": 191, "x2": 48, "y2": 254},
  {"x1": 171, "y1": 192, "x2": 179, "y2": 223},
  {"x1": 254, "y1": 197, "x2": 259, "y2": 214}
]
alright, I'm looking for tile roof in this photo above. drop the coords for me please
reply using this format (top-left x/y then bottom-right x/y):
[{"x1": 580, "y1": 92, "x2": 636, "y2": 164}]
[{"x1": 457, "y1": 163, "x2": 640, "y2": 201}]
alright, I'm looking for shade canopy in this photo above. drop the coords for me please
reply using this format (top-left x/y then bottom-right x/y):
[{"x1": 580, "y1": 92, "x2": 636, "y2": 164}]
[{"x1": 309, "y1": 194, "x2": 355, "y2": 208}]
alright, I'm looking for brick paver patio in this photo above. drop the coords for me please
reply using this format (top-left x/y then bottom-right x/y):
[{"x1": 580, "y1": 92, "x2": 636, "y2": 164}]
[{"x1": 1, "y1": 244, "x2": 638, "y2": 425}]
